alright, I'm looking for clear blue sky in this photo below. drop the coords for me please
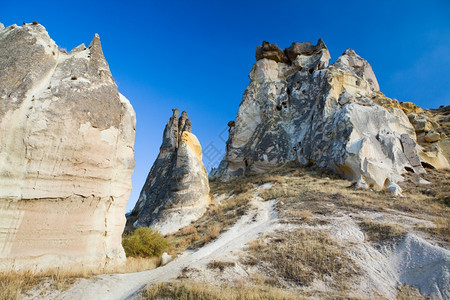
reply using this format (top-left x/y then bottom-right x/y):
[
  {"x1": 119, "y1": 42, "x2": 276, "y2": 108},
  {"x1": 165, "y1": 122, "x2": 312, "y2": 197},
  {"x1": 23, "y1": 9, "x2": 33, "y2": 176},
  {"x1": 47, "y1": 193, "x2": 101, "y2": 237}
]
[{"x1": 2, "y1": 0, "x2": 449, "y2": 211}]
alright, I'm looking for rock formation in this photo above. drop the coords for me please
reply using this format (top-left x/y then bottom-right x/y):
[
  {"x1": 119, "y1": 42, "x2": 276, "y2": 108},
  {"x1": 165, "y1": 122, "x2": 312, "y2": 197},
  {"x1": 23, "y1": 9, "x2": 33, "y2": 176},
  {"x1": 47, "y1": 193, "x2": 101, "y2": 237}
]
[
  {"x1": 128, "y1": 110, "x2": 210, "y2": 235},
  {"x1": 212, "y1": 40, "x2": 449, "y2": 188},
  {"x1": 0, "y1": 22, "x2": 136, "y2": 271}
]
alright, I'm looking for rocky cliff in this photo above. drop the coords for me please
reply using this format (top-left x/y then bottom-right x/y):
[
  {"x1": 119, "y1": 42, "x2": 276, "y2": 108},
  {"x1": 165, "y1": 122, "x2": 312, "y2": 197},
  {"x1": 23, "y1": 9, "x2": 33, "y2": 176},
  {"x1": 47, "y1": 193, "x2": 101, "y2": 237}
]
[
  {"x1": 128, "y1": 110, "x2": 210, "y2": 235},
  {"x1": 212, "y1": 40, "x2": 449, "y2": 188},
  {"x1": 0, "y1": 22, "x2": 136, "y2": 271}
]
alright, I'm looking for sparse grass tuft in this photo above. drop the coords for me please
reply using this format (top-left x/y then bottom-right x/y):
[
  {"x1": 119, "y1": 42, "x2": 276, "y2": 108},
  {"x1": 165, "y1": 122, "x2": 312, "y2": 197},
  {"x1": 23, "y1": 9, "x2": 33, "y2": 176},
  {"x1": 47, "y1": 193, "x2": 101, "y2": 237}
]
[
  {"x1": 415, "y1": 216, "x2": 450, "y2": 244},
  {"x1": 141, "y1": 281, "x2": 304, "y2": 300},
  {"x1": 360, "y1": 220, "x2": 406, "y2": 244},
  {"x1": 122, "y1": 227, "x2": 171, "y2": 258},
  {"x1": 396, "y1": 284, "x2": 426, "y2": 299},
  {"x1": 207, "y1": 260, "x2": 236, "y2": 272},
  {"x1": 203, "y1": 223, "x2": 223, "y2": 244}
]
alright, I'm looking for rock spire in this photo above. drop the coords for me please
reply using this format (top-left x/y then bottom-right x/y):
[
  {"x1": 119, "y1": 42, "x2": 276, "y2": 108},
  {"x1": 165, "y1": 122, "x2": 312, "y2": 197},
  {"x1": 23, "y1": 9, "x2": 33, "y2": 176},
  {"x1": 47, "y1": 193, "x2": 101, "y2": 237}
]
[{"x1": 128, "y1": 109, "x2": 210, "y2": 235}]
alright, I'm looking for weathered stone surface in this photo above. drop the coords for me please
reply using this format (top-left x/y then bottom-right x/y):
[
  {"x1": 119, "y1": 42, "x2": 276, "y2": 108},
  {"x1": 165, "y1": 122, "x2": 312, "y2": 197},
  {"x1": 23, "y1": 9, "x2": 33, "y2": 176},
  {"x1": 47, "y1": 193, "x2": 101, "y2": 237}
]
[
  {"x1": 333, "y1": 48, "x2": 379, "y2": 92},
  {"x1": 387, "y1": 182, "x2": 403, "y2": 197},
  {"x1": 255, "y1": 41, "x2": 289, "y2": 63},
  {"x1": 213, "y1": 40, "x2": 447, "y2": 189},
  {"x1": 0, "y1": 23, "x2": 136, "y2": 271},
  {"x1": 128, "y1": 110, "x2": 210, "y2": 235},
  {"x1": 285, "y1": 39, "x2": 327, "y2": 59},
  {"x1": 407, "y1": 106, "x2": 449, "y2": 169},
  {"x1": 160, "y1": 252, "x2": 173, "y2": 266},
  {"x1": 424, "y1": 131, "x2": 441, "y2": 143}
]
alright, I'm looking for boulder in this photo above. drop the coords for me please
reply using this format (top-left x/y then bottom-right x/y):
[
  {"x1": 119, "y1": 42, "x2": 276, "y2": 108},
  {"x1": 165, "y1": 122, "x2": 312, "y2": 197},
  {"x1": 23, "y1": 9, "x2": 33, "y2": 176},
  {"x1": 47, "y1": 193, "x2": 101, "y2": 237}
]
[
  {"x1": 128, "y1": 110, "x2": 210, "y2": 235},
  {"x1": 212, "y1": 40, "x2": 447, "y2": 189},
  {"x1": 407, "y1": 106, "x2": 449, "y2": 169},
  {"x1": 285, "y1": 39, "x2": 327, "y2": 61},
  {"x1": 255, "y1": 41, "x2": 289, "y2": 63},
  {"x1": 387, "y1": 182, "x2": 403, "y2": 197},
  {"x1": 160, "y1": 252, "x2": 173, "y2": 266},
  {"x1": 0, "y1": 23, "x2": 135, "y2": 271},
  {"x1": 424, "y1": 131, "x2": 441, "y2": 143}
]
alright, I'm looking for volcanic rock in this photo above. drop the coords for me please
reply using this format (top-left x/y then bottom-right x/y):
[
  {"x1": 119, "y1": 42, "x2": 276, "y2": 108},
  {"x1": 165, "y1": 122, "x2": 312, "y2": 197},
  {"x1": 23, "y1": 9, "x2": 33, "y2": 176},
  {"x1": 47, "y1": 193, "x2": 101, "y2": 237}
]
[
  {"x1": 212, "y1": 40, "x2": 449, "y2": 188},
  {"x1": 0, "y1": 23, "x2": 135, "y2": 271},
  {"x1": 128, "y1": 110, "x2": 210, "y2": 235}
]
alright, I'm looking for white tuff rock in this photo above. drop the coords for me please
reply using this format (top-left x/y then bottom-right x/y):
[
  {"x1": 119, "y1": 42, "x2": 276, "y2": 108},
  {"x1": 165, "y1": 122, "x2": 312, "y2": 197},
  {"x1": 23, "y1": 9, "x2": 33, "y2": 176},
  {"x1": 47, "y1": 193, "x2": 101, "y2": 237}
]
[
  {"x1": 127, "y1": 110, "x2": 210, "y2": 235},
  {"x1": 0, "y1": 23, "x2": 136, "y2": 271},
  {"x1": 212, "y1": 40, "x2": 448, "y2": 189}
]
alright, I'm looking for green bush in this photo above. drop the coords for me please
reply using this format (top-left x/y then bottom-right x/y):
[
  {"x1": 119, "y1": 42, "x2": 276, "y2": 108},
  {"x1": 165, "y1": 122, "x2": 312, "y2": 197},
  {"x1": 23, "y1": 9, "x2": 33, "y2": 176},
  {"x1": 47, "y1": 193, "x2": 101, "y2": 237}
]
[{"x1": 122, "y1": 227, "x2": 171, "y2": 258}]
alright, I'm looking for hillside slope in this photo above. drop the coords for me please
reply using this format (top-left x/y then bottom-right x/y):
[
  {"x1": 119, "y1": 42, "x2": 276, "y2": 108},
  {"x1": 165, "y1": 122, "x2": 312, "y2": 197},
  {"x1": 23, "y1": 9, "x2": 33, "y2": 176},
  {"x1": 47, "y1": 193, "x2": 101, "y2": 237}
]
[{"x1": 39, "y1": 163, "x2": 449, "y2": 300}]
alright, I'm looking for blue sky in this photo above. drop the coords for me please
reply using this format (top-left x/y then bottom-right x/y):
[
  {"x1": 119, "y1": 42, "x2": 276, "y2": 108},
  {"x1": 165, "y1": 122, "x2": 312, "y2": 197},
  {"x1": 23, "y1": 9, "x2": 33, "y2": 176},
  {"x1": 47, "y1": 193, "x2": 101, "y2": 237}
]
[{"x1": 2, "y1": 0, "x2": 449, "y2": 211}]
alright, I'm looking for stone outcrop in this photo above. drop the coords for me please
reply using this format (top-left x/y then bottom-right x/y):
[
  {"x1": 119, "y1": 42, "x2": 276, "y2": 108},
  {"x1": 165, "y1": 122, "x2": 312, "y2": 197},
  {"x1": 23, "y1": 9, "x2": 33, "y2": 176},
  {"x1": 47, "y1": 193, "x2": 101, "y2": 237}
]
[
  {"x1": 0, "y1": 22, "x2": 136, "y2": 271},
  {"x1": 212, "y1": 40, "x2": 449, "y2": 188},
  {"x1": 407, "y1": 106, "x2": 449, "y2": 169},
  {"x1": 128, "y1": 110, "x2": 210, "y2": 235}
]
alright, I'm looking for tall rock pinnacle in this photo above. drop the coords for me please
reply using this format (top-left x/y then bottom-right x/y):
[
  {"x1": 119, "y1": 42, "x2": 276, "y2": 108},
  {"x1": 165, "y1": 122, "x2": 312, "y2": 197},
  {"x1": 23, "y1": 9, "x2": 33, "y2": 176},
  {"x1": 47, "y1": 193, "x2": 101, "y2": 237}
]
[
  {"x1": 0, "y1": 22, "x2": 136, "y2": 271},
  {"x1": 128, "y1": 110, "x2": 210, "y2": 235}
]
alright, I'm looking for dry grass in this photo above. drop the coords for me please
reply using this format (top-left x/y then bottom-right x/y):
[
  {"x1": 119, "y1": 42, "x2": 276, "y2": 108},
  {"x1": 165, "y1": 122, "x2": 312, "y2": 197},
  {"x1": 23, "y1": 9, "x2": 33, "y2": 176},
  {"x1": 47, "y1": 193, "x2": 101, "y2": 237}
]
[
  {"x1": 415, "y1": 216, "x2": 450, "y2": 244},
  {"x1": 247, "y1": 229, "x2": 358, "y2": 288},
  {"x1": 396, "y1": 284, "x2": 426, "y2": 299},
  {"x1": 207, "y1": 260, "x2": 236, "y2": 272},
  {"x1": 0, "y1": 257, "x2": 160, "y2": 299},
  {"x1": 141, "y1": 281, "x2": 305, "y2": 300},
  {"x1": 0, "y1": 271, "x2": 45, "y2": 300},
  {"x1": 360, "y1": 220, "x2": 406, "y2": 244}
]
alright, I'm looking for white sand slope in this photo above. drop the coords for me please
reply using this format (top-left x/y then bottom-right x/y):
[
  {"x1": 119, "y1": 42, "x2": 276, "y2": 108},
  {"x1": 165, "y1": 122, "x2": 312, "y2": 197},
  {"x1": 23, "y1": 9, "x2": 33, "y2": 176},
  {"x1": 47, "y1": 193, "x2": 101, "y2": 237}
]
[{"x1": 50, "y1": 198, "x2": 278, "y2": 300}]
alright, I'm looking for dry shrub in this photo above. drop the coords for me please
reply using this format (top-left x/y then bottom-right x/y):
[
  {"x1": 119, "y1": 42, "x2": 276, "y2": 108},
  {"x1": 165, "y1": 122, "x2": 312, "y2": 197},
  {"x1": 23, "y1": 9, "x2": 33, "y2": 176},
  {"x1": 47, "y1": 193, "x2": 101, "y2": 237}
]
[
  {"x1": 181, "y1": 225, "x2": 197, "y2": 235},
  {"x1": 248, "y1": 229, "x2": 358, "y2": 287},
  {"x1": 122, "y1": 227, "x2": 171, "y2": 258},
  {"x1": 298, "y1": 210, "x2": 313, "y2": 220},
  {"x1": 247, "y1": 240, "x2": 266, "y2": 251},
  {"x1": 142, "y1": 281, "x2": 304, "y2": 300},
  {"x1": 203, "y1": 223, "x2": 222, "y2": 244},
  {"x1": 360, "y1": 220, "x2": 406, "y2": 244}
]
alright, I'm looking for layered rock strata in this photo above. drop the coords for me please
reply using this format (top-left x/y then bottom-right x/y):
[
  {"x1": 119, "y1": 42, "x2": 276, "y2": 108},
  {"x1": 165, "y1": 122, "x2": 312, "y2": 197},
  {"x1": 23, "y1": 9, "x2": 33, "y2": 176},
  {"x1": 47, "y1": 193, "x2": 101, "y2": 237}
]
[
  {"x1": 213, "y1": 40, "x2": 448, "y2": 188},
  {"x1": 128, "y1": 110, "x2": 210, "y2": 235},
  {"x1": 0, "y1": 22, "x2": 136, "y2": 271}
]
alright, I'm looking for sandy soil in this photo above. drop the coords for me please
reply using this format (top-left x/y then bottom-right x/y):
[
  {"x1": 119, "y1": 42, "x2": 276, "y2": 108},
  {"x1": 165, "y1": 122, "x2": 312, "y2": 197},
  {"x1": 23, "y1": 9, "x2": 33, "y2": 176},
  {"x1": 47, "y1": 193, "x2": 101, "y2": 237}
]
[{"x1": 45, "y1": 196, "x2": 278, "y2": 300}]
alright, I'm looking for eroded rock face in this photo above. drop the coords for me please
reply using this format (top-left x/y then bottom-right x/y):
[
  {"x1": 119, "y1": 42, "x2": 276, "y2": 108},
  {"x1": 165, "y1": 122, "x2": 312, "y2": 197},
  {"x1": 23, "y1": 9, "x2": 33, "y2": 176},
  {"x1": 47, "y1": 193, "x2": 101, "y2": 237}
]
[
  {"x1": 213, "y1": 40, "x2": 448, "y2": 188},
  {"x1": 128, "y1": 110, "x2": 210, "y2": 235},
  {"x1": 0, "y1": 23, "x2": 136, "y2": 271}
]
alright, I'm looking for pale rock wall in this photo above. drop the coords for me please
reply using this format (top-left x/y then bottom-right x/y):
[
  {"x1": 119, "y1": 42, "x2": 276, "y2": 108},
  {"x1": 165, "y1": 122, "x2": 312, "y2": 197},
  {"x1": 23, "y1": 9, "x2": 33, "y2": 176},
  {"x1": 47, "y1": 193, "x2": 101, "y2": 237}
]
[
  {"x1": 128, "y1": 110, "x2": 210, "y2": 235},
  {"x1": 0, "y1": 22, "x2": 136, "y2": 271},
  {"x1": 213, "y1": 40, "x2": 446, "y2": 188}
]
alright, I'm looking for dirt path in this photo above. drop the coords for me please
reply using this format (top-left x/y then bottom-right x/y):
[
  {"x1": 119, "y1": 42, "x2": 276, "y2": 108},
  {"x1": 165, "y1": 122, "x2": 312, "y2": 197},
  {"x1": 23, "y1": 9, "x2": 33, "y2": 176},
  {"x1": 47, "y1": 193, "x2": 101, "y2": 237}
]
[{"x1": 51, "y1": 198, "x2": 277, "y2": 300}]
